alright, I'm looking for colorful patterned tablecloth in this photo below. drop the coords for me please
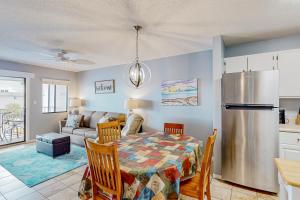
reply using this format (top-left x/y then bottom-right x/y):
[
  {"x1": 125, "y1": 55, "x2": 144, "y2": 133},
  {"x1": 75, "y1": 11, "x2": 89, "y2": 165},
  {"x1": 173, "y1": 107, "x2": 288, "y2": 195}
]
[{"x1": 79, "y1": 132, "x2": 203, "y2": 200}]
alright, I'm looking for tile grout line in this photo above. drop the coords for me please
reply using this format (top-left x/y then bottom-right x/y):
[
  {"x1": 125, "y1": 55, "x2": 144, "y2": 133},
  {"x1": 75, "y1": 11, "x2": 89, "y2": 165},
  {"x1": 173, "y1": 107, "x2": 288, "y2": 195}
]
[{"x1": 30, "y1": 188, "x2": 48, "y2": 200}]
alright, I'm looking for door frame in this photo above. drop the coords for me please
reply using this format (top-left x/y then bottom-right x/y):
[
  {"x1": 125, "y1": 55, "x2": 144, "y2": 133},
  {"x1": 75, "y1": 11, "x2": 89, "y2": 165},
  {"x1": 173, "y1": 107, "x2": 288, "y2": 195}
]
[{"x1": 0, "y1": 70, "x2": 34, "y2": 144}]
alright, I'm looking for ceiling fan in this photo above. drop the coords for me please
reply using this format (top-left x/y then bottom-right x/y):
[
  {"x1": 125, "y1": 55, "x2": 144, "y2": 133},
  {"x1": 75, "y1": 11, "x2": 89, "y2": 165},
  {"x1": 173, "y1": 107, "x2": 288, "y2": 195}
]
[{"x1": 46, "y1": 49, "x2": 95, "y2": 65}]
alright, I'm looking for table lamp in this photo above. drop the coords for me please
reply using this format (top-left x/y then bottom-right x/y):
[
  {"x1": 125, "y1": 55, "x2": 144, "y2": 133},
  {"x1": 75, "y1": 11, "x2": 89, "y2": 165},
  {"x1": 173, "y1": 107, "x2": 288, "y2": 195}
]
[
  {"x1": 69, "y1": 98, "x2": 82, "y2": 114},
  {"x1": 125, "y1": 98, "x2": 143, "y2": 116}
]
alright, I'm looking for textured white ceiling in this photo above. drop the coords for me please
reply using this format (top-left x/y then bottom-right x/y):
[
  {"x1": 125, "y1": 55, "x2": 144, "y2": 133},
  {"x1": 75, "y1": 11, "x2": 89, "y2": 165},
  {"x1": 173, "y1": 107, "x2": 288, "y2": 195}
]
[{"x1": 0, "y1": 0, "x2": 300, "y2": 71}]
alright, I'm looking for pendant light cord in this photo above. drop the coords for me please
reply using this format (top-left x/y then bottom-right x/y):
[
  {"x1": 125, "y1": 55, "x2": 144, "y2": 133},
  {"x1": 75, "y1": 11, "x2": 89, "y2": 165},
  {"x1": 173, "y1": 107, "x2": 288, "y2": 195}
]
[{"x1": 135, "y1": 27, "x2": 139, "y2": 62}]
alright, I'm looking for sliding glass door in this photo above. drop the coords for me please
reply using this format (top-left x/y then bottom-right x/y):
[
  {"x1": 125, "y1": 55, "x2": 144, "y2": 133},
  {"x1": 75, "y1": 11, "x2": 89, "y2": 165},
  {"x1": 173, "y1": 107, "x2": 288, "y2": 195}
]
[{"x1": 0, "y1": 76, "x2": 25, "y2": 145}]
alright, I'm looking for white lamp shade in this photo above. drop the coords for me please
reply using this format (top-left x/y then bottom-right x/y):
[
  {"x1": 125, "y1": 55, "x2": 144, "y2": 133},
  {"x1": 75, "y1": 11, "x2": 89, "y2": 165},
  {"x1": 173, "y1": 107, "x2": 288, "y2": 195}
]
[
  {"x1": 125, "y1": 98, "x2": 143, "y2": 110},
  {"x1": 69, "y1": 98, "x2": 82, "y2": 107}
]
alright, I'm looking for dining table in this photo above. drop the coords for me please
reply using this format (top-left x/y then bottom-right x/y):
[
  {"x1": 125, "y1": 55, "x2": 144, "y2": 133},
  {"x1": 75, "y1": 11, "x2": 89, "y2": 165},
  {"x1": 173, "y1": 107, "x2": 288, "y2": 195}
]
[{"x1": 78, "y1": 132, "x2": 203, "y2": 200}]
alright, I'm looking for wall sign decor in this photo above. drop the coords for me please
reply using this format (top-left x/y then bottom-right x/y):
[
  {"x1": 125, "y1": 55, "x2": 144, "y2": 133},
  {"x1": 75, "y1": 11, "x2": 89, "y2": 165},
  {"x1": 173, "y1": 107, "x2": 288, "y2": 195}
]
[
  {"x1": 161, "y1": 78, "x2": 198, "y2": 106},
  {"x1": 95, "y1": 80, "x2": 115, "y2": 94}
]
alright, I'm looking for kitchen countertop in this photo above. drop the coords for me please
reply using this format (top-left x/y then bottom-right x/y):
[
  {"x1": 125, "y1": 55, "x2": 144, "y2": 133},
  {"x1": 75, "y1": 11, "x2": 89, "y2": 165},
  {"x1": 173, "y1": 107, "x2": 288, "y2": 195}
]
[
  {"x1": 275, "y1": 158, "x2": 300, "y2": 188},
  {"x1": 279, "y1": 123, "x2": 300, "y2": 133}
]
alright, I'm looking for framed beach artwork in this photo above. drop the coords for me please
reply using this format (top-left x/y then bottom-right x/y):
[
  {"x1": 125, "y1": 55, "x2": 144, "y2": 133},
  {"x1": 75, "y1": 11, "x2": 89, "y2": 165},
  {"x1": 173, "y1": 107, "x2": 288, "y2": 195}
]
[{"x1": 161, "y1": 78, "x2": 198, "y2": 106}]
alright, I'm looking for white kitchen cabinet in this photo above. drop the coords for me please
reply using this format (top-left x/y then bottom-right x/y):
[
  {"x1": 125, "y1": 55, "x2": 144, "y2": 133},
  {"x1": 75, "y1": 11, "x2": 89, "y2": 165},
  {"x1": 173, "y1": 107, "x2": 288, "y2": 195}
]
[
  {"x1": 247, "y1": 52, "x2": 277, "y2": 71},
  {"x1": 224, "y1": 56, "x2": 247, "y2": 73},
  {"x1": 224, "y1": 48, "x2": 300, "y2": 97},
  {"x1": 278, "y1": 49, "x2": 300, "y2": 97},
  {"x1": 279, "y1": 132, "x2": 300, "y2": 161},
  {"x1": 277, "y1": 160, "x2": 300, "y2": 200},
  {"x1": 224, "y1": 52, "x2": 276, "y2": 73},
  {"x1": 281, "y1": 148, "x2": 300, "y2": 160}
]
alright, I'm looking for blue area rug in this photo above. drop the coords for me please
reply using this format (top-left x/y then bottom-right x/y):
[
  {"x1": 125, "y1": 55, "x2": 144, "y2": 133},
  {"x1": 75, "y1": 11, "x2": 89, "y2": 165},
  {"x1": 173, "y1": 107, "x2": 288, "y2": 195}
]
[{"x1": 0, "y1": 144, "x2": 87, "y2": 187}]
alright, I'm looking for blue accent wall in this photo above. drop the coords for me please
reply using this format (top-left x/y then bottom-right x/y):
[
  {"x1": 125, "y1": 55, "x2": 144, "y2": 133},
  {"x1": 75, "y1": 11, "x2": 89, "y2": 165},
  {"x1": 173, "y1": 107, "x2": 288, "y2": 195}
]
[
  {"x1": 77, "y1": 50, "x2": 213, "y2": 142},
  {"x1": 225, "y1": 34, "x2": 300, "y2": 57}
]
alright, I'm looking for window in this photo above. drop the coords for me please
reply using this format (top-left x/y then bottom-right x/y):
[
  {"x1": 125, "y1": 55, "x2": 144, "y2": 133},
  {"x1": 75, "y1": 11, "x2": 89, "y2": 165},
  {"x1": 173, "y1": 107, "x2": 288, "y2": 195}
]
[{"x1": 42, "y1": 80, "x2": 68, "y2": 113}]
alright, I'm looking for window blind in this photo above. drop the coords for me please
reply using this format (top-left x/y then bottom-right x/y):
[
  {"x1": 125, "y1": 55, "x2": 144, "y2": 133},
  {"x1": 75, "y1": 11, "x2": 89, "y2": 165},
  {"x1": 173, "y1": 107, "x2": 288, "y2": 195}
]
[{"x1": 41, "y1": 78, "x2": 70, "y2": 85}]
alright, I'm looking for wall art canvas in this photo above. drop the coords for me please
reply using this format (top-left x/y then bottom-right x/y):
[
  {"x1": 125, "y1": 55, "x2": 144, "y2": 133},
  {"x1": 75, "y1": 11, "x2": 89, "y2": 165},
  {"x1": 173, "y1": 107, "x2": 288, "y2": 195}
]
[
  {"x1": 95, "y1": 80, "x2": 115, "y2": 94},
  {"x1": 161, "y1": 78, "x2": 198, "y2": 106}
]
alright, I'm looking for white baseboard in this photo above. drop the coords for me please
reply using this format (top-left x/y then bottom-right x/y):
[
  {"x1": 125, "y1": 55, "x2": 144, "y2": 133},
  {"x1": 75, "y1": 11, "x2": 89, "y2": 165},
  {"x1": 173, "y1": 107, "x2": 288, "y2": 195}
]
[
  {"x1": 0, "y1": 139, "x2": 35, "y2": 150},
  {"x1": 213, "y1": 173, "x2": 222, "y2": 179},
  {"x1": 26, "y1": 139, "x2": 35, "y2": 144}
]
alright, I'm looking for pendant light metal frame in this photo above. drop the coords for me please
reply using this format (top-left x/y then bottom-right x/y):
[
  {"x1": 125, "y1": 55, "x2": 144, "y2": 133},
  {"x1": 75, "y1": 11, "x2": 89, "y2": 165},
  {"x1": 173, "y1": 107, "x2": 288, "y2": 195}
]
[{"x1": 127, "y1": 25, "x2": 151, "y2": 88}]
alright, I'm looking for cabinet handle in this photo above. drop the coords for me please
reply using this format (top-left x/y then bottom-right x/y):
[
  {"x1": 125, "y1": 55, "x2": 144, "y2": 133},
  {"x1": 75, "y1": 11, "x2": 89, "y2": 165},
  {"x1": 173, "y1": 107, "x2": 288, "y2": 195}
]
[{"x1": 297, "y1": 138, "x2": 300, "y2": 143}]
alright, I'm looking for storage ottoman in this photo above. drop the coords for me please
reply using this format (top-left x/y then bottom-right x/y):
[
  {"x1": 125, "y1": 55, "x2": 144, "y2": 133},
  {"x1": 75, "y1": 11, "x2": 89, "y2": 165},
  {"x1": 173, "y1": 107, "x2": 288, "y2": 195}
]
[{"x1": 36, "y1": 132, "x2": 70, "y2": 157}]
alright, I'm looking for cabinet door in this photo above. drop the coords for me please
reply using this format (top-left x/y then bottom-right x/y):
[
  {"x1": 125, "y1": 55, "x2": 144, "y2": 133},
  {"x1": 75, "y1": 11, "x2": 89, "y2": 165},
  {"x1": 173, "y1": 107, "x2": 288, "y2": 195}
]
[
  {"x1": 224, "y1": 56, "x2": 247, "y2": 73},
  {"x1": 278, "y1": 50, "x2": 300, "y2": 97},
  {"x1": 281, "y1": 148, "x2": 300, "y2": 161},
  {"x1": 247, "y1": 52, "x2": 277, "y2": 72}
]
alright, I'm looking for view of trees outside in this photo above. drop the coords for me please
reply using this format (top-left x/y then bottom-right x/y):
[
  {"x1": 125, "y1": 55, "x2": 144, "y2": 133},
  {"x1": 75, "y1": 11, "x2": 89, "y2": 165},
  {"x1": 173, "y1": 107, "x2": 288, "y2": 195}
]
[
  {"x1": 0, "y1": 77, "x2": 24, "y2": 116},
  {"x1": 0, "y1": 77, "x2": 25, "y2": 145}
]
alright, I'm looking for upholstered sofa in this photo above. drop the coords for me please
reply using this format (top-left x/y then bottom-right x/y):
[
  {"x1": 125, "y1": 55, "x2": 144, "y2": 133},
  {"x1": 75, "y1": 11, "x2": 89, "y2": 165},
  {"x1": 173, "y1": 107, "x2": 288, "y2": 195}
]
[{"x1": 59, "y1": 111, "x2": 143, "y2": 146}]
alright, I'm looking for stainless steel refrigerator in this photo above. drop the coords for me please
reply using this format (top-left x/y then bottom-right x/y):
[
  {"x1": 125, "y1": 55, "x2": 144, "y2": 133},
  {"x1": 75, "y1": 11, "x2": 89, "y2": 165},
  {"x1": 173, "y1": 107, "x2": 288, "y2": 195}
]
[{"x1": 221, "y1": 70, "x2": 279, "y2": 193}]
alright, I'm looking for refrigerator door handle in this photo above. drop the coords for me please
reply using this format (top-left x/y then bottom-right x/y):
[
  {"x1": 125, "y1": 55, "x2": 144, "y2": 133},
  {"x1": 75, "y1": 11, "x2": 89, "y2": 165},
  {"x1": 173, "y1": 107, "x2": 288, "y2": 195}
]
[{"x1": 224, "y1": 104, "x2": 277, "y2": 110}]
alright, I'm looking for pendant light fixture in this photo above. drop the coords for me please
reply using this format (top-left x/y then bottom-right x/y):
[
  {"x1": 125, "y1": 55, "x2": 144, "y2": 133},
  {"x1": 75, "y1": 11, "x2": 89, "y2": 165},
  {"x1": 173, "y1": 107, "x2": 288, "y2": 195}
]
[{"x1": 127, "y1": 25, "x2": 151, "y2": 88}]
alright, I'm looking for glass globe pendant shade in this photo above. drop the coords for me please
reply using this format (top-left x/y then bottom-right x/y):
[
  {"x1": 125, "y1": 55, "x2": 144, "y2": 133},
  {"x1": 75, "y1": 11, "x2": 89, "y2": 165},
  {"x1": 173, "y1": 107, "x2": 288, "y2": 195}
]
[
  {"x1": 127, "y1": 61, "x2": 151, "y2": 88},
  {"x1": 126, "y1": 25, "x2": 151, "y2": 88}
]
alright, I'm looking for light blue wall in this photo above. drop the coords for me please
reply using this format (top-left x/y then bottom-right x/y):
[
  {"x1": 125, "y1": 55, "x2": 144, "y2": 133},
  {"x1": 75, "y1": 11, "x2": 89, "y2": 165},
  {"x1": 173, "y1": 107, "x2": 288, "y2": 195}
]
[
  {"x1": 225, "y1": 35, "x2": 300, "y2": 57},
  {"x1": 77, "y1": 50, "x2": 213, "y2": 141},
  {"x1": 0, "y1": 60, "x2": 77, "y2": 140}
]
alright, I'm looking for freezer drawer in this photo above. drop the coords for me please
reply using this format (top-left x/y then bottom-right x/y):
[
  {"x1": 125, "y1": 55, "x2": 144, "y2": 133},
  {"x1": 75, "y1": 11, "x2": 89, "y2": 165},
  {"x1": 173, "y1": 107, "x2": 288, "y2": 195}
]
[
  {"x1": 222, "y1": 70, "x2": 279, "y2": 107},
  {"x1": 222, "y1": 107, "x2": 279, "y2": 192}
]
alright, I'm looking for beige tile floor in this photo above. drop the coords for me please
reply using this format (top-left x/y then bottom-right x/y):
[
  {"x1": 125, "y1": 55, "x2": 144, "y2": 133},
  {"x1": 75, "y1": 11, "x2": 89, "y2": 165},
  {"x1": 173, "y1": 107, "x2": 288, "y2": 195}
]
[{"x1": 0, "y1": 144, "x2": 279, "y2": 200}]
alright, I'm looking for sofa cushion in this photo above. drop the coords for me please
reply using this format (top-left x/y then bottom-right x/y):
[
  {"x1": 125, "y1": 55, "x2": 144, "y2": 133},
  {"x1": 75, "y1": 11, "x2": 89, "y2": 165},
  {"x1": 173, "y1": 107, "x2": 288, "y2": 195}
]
[
  {"x1": 62, "y1": 127, "x2": 74, "y2": 134},
  {"x1": 80, "y1": 110, "x2": 95, "y2": 128},
  {"x1": 72, "y1": 128, "x2": 91, "y2": 137},
  {"x1": 85, "y1": 131, "x2": 98, "y2": 139},
  {"x1": 121, "y1": 114, "x2": 143, "y2": 136},
  {"x1": 90, "y1": 112, "x2": 106, "y2": 129},
  {"x1": 65, "y1": 114, "x2": 82, "y2": 128}
]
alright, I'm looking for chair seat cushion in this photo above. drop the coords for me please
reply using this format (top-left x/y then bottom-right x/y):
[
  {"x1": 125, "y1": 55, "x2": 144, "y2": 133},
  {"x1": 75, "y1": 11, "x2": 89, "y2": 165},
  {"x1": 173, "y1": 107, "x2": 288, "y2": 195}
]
[
  {"x1": 62, "y1": 127, "x2": 74, "y2": 134},
  {"x1": 36, "y1": 132, "x2": 70, "y2": 144},
  {"x1": 73, "y1": 128, "x2": 94, "y2": 137}
]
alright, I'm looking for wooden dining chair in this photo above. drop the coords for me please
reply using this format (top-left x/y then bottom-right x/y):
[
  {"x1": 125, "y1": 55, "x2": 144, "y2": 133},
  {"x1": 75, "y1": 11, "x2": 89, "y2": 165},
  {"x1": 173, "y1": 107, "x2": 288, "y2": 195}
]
[
  {"x1": 97, "y1": 121, "x2": 121, "y2": 144},
  {"x1": 164, "y1": 123, "x2": 184, "y2": 135},
  {"x1": 179, "y1": 129, "x2": 217, "y2": 200},
  {"x1": 84, "y1": 138, "x2": 122, "y2": 200}
]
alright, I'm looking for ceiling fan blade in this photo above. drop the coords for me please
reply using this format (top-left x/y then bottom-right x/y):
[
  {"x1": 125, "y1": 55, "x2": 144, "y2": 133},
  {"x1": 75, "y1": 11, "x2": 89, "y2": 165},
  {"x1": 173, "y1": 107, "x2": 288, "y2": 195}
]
[{"x1": 71, "y1": 59, "x2": 95, "y2": 65}]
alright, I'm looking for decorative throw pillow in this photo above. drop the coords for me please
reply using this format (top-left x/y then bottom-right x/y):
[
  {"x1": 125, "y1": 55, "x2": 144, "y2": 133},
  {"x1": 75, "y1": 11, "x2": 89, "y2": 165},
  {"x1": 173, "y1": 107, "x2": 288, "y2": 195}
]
[
  {"x1": 98, "y1": 115, "x2": 110, "y2": 124},
  {"x1": 80, "y1": 110, "x2": 95, "y2": 128},
  {"x1": 65, "y1": 114, "x2": 82, "y2": 128},
  {"x1": 104, "y1": 113, "x2": 119, "y2": 122},
  {"x1": 121, "y1": 114, "x2": 143, "y2": 136},
  {"x1": 95, "y1": 115, "x2": 110, "y2": 132}
]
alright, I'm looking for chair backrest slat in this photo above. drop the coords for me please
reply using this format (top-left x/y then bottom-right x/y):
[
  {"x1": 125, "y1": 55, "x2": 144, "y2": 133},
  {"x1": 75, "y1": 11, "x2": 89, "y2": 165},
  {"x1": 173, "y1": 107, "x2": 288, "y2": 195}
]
[
  {"x1": 97, "y1": 121, "x2": 121, "y2": 144},
  {"x1": 198, "y1": 129, "x2": 217, "y2": 199},
  {"x1": 164, "y1": 123, "x2": 184, "y2": 135},
  {"x1": 84, "y1": 138, "x2": 122, "y2": 200}
]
